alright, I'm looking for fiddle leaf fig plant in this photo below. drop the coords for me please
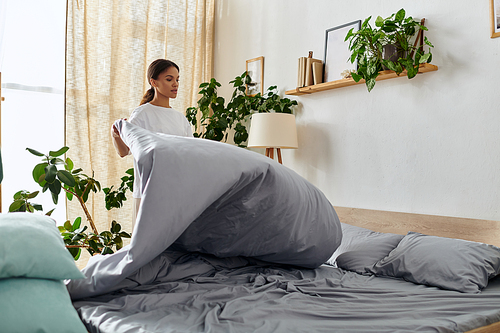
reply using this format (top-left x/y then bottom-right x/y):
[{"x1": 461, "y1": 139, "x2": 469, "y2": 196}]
[
  {"x1": 186, "y1": 72, "x2": 297, "y2": 146},
  {"x1": 27, "y1": 146, "x2": 100, "y2": 233},
  {"x1": 345, "y1": 8, "x2": 434, "y2": 92},
  {"x1": 9, "y1": 146, "x2": 132, "y2": 260}
]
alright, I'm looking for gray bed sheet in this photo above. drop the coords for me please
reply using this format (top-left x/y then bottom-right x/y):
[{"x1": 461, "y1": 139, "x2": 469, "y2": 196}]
[{"x1": 73, "y1": 249, "x2": 500, "y2": 333}]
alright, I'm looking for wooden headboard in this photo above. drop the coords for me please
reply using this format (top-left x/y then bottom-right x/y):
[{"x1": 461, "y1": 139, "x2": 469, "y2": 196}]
[
  {"x1": 334, "y1": 206, "x2": 500, "y2": 333},
  {"x1": 334, "y1": 206, "x2": 500, "y2": 247}
]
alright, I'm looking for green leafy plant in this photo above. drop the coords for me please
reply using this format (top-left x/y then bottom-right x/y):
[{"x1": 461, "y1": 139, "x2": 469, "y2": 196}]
[
  {"x1": 186, "y1": 72, "x2": 297, "y2": 146},
  {"x1": 9, "y1": 147, "x2": 131, "y2": 259},
  {"x1": 59, "y1": 218, "x2": 130, "y2": 259},
  {"x1": 345, "y1": 8, "x2": 434, "y2": 92},
  {"x1": 103, "y1": 168, "x2": 134, "y2": 210},
  {"x1": 256, "y1": 86, "x2": 298, "y2": 114},
  {"x1": 8, "y1": 190, "x2": 56, "y2": 215}
]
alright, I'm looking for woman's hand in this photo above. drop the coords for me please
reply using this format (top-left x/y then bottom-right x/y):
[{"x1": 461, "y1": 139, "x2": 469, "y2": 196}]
[
  {"x1": 111, "y1": 119, "x2": 130, "y2": 157},
  {"x1": 111, "y1": 118, "x2": 127, "y2": 138}
]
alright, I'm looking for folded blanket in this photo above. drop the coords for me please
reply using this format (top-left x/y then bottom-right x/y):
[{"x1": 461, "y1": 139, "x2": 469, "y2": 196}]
[{"x1": 67, "y1": 120, "x2": 341, "y2": 300}]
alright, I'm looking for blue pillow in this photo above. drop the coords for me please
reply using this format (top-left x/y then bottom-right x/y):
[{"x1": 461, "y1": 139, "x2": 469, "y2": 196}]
[
  {"x1": 0, "y1": 278, "x2": 87, "y2": 333},
  {"x1": 0, "y1": 213, "x2": 84, "y2": 280},
  {"x1": 368, "y1": 232, "x2": 500, "y2": 293}
]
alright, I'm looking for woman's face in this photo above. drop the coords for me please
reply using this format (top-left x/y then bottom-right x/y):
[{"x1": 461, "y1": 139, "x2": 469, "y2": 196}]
[{"x1": 151, "y1": 66, "x2": 179, "y2": 99}]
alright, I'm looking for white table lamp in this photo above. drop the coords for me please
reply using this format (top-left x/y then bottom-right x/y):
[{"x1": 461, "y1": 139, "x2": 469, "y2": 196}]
[{"x1": 247, "y1": 113, "x2": 298, "y2": 164}]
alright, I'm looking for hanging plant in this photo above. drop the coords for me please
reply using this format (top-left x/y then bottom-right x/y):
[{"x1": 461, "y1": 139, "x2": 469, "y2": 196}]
[{"x1": 345, "y1": 8, "x2": 434, "y2": 92}]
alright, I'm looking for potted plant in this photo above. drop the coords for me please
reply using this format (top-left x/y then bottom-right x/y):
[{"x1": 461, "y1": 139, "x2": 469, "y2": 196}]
[
  {"x1": 9, "y1": 146, "x2": 132, "y2": 259},
  {"x1": 185, "y1": 72, "x2": 297, "y2": 147},
  {"x1": 345, "y1": 8, "x2": 434, "y2": 92}
]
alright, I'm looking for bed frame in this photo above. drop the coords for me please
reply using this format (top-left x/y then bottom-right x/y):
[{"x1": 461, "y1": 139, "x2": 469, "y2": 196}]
[{"x1": 334, "y1": 206, "x2": 500, "y2": 333}]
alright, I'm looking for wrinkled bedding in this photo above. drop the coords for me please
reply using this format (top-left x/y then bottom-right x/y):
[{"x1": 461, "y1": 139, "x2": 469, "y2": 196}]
[
  {"x1": 73, "y1": 249, "x2": 500, "y2": 333},
  {"x1": 67, "y1": 120, "x2": 342, "y2": 300},
  {"x1": 68, "y1": 121, "x2": 500, "y2": 332}
]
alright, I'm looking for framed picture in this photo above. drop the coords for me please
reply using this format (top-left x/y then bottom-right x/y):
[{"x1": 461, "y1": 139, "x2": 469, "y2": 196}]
[
  {"x1": 323, "y1": 20, "x2": 361, "y2": 82},
  {"x1": 491, "y1": 0, "x2": 500, "y2": 38},
  {"x1": 246, "y1": 56, "x2": 264, "y2": 96}
]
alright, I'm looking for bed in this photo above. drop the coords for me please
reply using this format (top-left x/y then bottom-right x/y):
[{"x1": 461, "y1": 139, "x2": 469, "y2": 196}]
[
  {"x1": 53, "y1": 121, "x2": 500, "y2": 332},
  {"x1": 69, "y1": 209, "x2": 500, "y2": 333}
]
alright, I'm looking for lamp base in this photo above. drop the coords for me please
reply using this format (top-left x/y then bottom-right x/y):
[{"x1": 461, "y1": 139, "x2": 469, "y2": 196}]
[{"x1": 265, "y1": 148, "x2": 282, "y2": 164}]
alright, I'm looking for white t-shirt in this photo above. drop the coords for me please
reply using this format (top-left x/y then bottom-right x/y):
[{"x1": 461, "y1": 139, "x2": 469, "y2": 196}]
[{"x1": 128, "y1": 103, "x2": 193, "y2": 198}]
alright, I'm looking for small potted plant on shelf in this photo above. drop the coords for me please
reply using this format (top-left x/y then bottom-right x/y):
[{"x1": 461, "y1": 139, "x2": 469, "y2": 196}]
[{"x1": 345, "y1": 8, "x2": 434, "y2": 92}]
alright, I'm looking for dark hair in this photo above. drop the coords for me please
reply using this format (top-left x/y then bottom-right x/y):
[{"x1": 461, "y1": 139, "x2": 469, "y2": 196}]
[{"x1": 140, "y1": 59, "x2": 180, "y2": 105}]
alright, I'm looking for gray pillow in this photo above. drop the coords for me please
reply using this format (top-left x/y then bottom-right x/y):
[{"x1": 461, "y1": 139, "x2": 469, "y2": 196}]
[
  {"x1": 0, "y1": 212, "x2": 84, "y2": 280},
  {"x1": 326, "y1": 223, "x2": 404, "y2": 274},
  {"x1": 368, "y1": 232, "x2": 500, "y2": 293}
]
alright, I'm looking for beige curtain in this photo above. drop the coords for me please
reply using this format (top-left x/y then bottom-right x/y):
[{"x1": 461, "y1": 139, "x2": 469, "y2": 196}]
[{"x1": 66, "y1": 0, "x2": 214, "y2": 266}]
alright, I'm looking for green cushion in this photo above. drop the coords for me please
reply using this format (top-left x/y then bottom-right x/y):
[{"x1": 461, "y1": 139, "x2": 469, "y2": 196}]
[
  {"x1": 0, "y1": 277, "x2": 87, "y2": 333},
  {"x1": 0, "y1": 213, "x2": 84, "y2": 280}
]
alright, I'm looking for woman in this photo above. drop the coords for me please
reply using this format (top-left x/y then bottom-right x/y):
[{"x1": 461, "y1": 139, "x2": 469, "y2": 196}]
[{"x1": 111, "y1": 59, "x2": 193, "y2": 228}]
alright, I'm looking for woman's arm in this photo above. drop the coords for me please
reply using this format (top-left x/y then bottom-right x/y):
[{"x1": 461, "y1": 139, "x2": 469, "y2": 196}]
[{"x1": 111, "y1": 123, "x2": 130, "y2": 157}]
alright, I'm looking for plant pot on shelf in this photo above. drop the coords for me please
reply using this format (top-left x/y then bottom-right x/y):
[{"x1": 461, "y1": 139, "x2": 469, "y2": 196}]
[{"x1": 382, "y1": 44, "x2": 407, "y2": 70}]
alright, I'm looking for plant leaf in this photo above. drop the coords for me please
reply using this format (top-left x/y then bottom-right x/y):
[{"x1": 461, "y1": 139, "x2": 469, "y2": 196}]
[
  {"x1": 33, "y1": 163, "x2": 49, "y2": 184},
  {"x1": 101, "y1": 247, "x2": 114, "y2": 255},
  {"x1": 395, "y1": 8, "x2": 406, "y2": 22},
  {"x1": 57, "y1": 170, "x2": 76, "y2": 187},
  {"x1": 419, "y1": 53, "x2": 431, "y2": 64},
  {"x1": 351, "y1": 72, "x2": 363, "y2": 82},
  {"x1": 65, "y1": 157, "x2": 74, "y2": 171},
  {"x1": 51, "y1": 191, "x2": 59, "y2": 205},
  {"x1": 49, "y1": 146, "x2": 69, "y2": 157},
  {"x1": 72, "y1": 217, "x2": 82, "y2": 231},
  {"x1": 375, "y1": 16, "x2": 384, "y2": 27},
  {"x1": 68, "y1": 247, "x2": 81, "y2": 260},
  {"x1": 9, "y1": 200, "x2": 24, "y2": 212},
  {"x1": 366, "y1": 78, "x2": 377, "y2": 92},
  {"x1": 88, "y1": 240, "x2": 100, "y2": 253},
  {"x1": 26, "y1": 148, "x2": 45, "y2": 157},
  {"x1": 64, "y1": 220, "x2": 73, "y2": 231},
  {"x1": 27, "y1": 191, "x2": 39, "y2": 199},
  {"x1": 45, "y1": 164, "x2": 57, "y2": 183},
  {"x1": 48, "y1": 179, "x2": 62, "y2": 195}
]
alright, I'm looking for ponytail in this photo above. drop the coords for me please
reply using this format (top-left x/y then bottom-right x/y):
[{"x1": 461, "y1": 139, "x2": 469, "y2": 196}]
[{"x1": 140, "y1": 87, "x2": 155, "y2": 105}]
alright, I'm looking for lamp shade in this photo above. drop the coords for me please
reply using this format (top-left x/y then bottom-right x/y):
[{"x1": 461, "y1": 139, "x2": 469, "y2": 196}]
[{"x1": 247, "y1": 113, "x2": 298, "y2": 149}]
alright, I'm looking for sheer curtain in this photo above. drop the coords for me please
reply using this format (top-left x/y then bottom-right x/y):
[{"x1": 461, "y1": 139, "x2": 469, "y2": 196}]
[{"x1": 66, "y1": 0, "x2": 214, "y2": 265}]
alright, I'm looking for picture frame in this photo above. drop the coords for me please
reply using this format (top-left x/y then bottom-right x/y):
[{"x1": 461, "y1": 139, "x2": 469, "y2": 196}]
[
  {"x1": 246, "y1": 56, "x2": 264, "y2": 96},
  {"x1": 491, "y1": 0, "x2": 500, "y2": 38},
  {"x1": 323, "y1": 20, "x2": 361, "y2": 82}
]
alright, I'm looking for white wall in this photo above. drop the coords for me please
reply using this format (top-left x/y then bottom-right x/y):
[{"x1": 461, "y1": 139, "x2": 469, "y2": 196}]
[{"x1": 214, "y1": 0, "x2": 500, "y2": 221}]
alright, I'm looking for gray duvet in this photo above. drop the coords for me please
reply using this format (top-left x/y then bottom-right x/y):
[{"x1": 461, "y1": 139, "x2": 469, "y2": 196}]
[
  {"x1": 73, "y1": 249, "x2": 500, "y2": 333},
  {"x1": 67, "y1": 120, "x2": 341, "y2": 300}
]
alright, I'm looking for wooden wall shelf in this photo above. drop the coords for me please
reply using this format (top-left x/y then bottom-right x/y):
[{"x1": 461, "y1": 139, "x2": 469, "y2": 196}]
[{"x1": 285, "y1": 63, "x2": 438, "y2": 96}]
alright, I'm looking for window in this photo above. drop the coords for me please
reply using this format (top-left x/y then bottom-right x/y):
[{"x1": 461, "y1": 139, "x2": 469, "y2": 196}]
[{"x1": 1, "y1": 0, "x2": 66, "y2": 222}]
